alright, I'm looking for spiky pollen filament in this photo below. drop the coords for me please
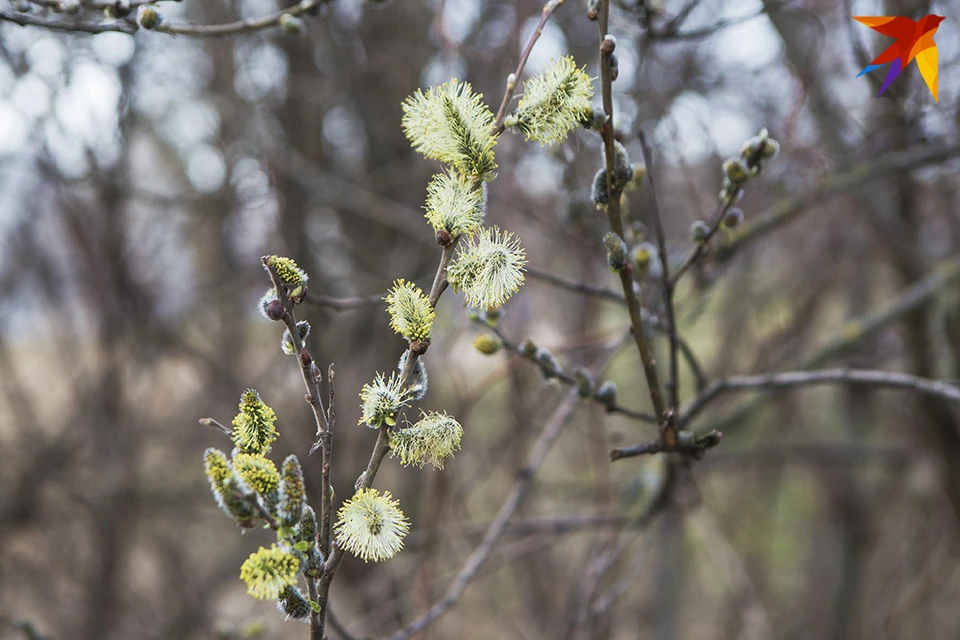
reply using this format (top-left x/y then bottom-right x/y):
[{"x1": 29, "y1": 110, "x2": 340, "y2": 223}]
[
  {"x1": 334, "y1": 488, "x2": 410, "y2": 562},
  {"x1": 231, "y1": 389, "x2": 279, "y2": 454},
  {"x1": 509, "y1": 56, "x2": 594, "y2": 146},
  {"x1": 402, "y1": 79, "x2": 497, "y2": 180},
  {"x1": 385, "y1": 280, "x2": 435, "y2": 343},
  {"x1": 239, "y1": 545, "x2": 300, "y2": 601}
]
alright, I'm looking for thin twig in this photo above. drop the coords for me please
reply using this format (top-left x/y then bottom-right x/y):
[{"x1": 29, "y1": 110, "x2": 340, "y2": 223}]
[
  {"x1": 484, "y1": 322, "x2": 657, "y2": 423},
  {"x1": 261, "y1": 257, "x2": 332, "y2": 640},
  {"x1": 680, "y1": 368, "x2": 960, "y2": 428},
  {"x1": 0, "y1": 9, "x2": 135, "y2": 33},
  {"x1": 647, "y1": 7, "x2": 768, "y2": 41},
  {"x1": 524, "y1": 268, "x2": 709, "y2": 390},
  {"x1": 307, "y1": 292, "x2": 387, "y2": 311},
  {"x1": 493, "y1": 0, "x2": 566, "y2": 133},
  {"x1": 526, "y1": 266, "x2": 625, "y2": 302},
  {"x1": 610, "y1": 429, "x2": 722, "y2": 461},
  {"x1": 157, "y1": 0, "x2": 327, "y2": 36},
  {"x1": 2, "y1": 0, "x2": 329, "y2": 37},
  {"x1": 638, "y1": 130, "x2": 680, "y2": 416},
  {"x1": 306, "y1": 579, "x2": 323, "y2": 640},
  {"x1": 198, "y1": 417, "x2": 232, "y2": 436}
]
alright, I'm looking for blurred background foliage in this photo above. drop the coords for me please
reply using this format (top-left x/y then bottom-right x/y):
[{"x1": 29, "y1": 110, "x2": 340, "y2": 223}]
[{"x1": 2, "y1": 0, "x2": 960, "y2": 638}]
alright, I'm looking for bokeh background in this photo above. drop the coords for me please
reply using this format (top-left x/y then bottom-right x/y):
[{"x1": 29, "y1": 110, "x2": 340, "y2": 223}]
[{"x1": 2, "y1": 0, "x2": 960, "y2": 638}]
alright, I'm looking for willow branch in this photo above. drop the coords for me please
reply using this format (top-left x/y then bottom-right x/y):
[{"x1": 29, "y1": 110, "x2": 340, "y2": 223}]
[
  {"x1": 0, "y1": 9, "x2": 135, "y2": 33},
  {"x1": 595, "y1": 0, "x2": 669, "y2": 434},
  {"x1": 493, "y1": 0, "x2": 566, "y2": 133},
  {"x1": 157, "y1": 0, "x2": 326, "y2": 36},
  {"x1": 485, "y1": 323, "x2": 657, "y2": 423},
  {"x1": 680, "y1": 368, "x2": 960, "y2": 428}
]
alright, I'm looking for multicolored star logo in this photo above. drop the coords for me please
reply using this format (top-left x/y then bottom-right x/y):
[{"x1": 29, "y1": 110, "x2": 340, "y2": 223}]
[{"x1": 854, "y1": 15, "x2": 945, "y2": 101}]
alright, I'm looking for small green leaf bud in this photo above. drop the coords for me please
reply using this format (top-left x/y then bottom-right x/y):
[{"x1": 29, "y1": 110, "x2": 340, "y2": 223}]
[
  {"x1": 137, "y1": 4, "x2": 162, "y2": 29},
  {"x1": 473, "y1": 333, "x2": 502, "y2": 355},
  {"x1": 58, "y1": 0, "x2": 81, "y2": 14},
  {"x1": 466, "y1": 307, "x2": 481, "y2": 322},
  {"x1": 573, "y1": 367, "x2": 595, "y2": 398},
  {"x1": 691, "y1": 220, "x2": 710, "y2": 244},
  {"x1": 520, "y1": 339, "x2": 538, "y2": 358},
  {"x1": 722, "y1": 157, "x2": 748, "y2": 184},
  {"x1": 279, "y1": 12, "x2": 305, "y2": 35},
  {"x1": 596, "y1": 380, "x2": 617, "y2": 406},
  {"x1": 485, "y1": 306, "x2": 501, "y2": 328},
  {"x1": 721, "y1": 207, "x2": 744, "y2": 229},
  {"x1": 604, "y1": 232, "x2": 628, "y2": 273},
  {"x1": 592, "y1": 168, "x2": 609, "y2": 206}
]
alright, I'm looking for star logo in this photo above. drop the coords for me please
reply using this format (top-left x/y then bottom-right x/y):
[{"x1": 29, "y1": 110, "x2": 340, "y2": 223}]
[{"x1": 854, "y1": 15, "x2": 945, "y2": 101}]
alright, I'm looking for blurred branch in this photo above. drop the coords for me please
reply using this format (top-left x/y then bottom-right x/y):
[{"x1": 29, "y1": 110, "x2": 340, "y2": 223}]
[
  {"x1": 680, "y1": 368, "x2": 960, "y2": 428},
  {"x1": 717, "y1": 143, "x2": 960, "y2": 261},
  {"x1": 523, "y1": 269, "x2": 709, "y2": 390},
  {"x1": 383, "y1": 389, "x2": 580, "y2": 640},
  {"x1": 306, "y1": 292, "x2": 387, "y2": 311},
  {"x1": 701, "y1": 258, "x2": 960, "y2": 433},
  {"x1": 0, "y1": 9, "x2": 135, "y2": 33},
  {"x1": 157, "y1": 0, "x2": 326, "y2": 36},
  {"x1": 526, "y1": 266, "x2": 624, "y2": 302},
  {"x1": 701, "y1": 441, "x2": 910, "y2": 471},
  {"x1": 647, "y1": 7, "x2": 768, "y2": 41},
  {"x1": 803, "y1": 258, "x2": 960, "y2": 368},
  {"x1": 2, "y1": 0, "x2": 328, "y2": 37}
]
